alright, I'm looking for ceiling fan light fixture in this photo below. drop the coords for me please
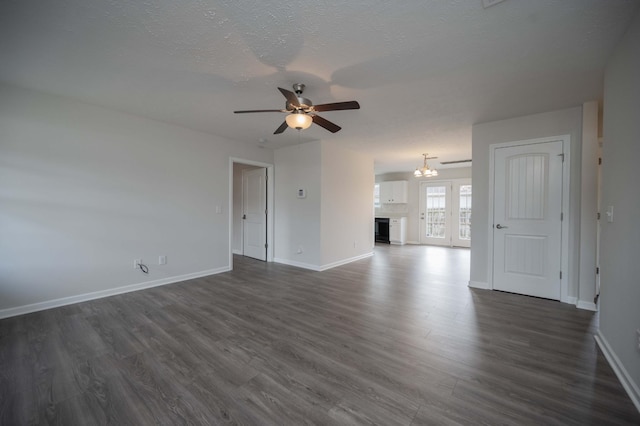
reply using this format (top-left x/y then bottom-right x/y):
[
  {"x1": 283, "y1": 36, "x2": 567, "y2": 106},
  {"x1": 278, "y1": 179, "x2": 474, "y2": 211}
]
[{"x1": 285, "y1": 111, "x2": 313, "y2": 130}]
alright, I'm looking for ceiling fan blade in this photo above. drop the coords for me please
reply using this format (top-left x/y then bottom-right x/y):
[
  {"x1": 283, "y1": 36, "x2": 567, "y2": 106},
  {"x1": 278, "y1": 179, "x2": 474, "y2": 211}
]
[
  {"x1": 313, "y1": 101, "x2": 360, "y2": 112},
  {"x1": 274, "y1": 121, "x2": 288, "y2": 134},
  {"x1": 312, "y1": 115, "x2": 341, "y2": 133},
  {"x1": 234, "y1": 109, "x2": 286, "y2": 113},
  {"x1": 278, "y1": 87, "x2": 301, "y2": 108}
]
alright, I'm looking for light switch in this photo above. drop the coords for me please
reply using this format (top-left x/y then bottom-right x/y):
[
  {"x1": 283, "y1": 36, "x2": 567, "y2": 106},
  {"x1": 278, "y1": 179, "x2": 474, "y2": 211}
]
[{"x1": 606, "y1": 206, "x2": 614, "y2": 223}]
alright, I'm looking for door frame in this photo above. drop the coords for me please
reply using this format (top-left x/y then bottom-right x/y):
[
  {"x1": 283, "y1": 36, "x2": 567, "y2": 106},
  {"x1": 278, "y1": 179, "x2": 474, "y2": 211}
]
[
  {"x1": 229, "y1": 158, "x2": 274, "y2": 268},
  {"x1": 487, "y1": 135, "x2": 571, "y2": 303}
]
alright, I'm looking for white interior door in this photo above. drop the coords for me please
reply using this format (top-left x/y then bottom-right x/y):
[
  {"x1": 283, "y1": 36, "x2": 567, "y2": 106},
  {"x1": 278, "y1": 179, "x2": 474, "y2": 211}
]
[
  {"x1": 242, "y1": 167, "x2": 267, "y2": 261},
  {"x1": 493, "y1": 140, "x2": 564, "y2": 300}
]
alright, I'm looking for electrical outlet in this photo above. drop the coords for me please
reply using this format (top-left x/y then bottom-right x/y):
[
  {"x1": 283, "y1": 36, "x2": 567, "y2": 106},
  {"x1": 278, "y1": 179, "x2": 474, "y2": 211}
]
[
  {"x1": 133, "y1": 259, "x2": 142, "y2": 269},
  {"x1": 159, "y1": 255, "x2": 167, "y2": 265}
]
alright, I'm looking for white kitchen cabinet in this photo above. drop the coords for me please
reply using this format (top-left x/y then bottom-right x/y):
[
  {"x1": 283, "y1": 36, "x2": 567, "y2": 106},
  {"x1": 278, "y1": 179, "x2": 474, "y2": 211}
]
[
  {"x1": 389, "y1": 217, "x2": 407, "y2": 245},
  {"x1": 379, "y1": 181, "x2": 408, "y2": 204}
]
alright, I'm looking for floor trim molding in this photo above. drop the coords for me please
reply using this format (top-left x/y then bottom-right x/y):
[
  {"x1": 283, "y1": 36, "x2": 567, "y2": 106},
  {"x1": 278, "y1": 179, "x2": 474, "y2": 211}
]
[
  {"x1": 275, "y1": 252, "x2": 374, "y2": 272},
  {"x1": 318, "y1": 252, "x2": 374, "y2": 271},
  {"x1": 468, "y1": 280, "x2": 491, "y2": 290},
  {"x1": 594, "y1": 330, "x2": 640, "y2": 413},
  {"x1": 576, "y1": 300, "x2": 598, "y2": 311},
  {"x1": 0, "y1": 266, "x2": 230, "y2": 319}
]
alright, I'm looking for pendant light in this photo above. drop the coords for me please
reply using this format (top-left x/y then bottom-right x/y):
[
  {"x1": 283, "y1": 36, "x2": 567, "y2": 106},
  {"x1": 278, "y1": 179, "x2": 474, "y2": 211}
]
[{"x1": 414, "y1": 153, "x2": 438, "y2": 177}]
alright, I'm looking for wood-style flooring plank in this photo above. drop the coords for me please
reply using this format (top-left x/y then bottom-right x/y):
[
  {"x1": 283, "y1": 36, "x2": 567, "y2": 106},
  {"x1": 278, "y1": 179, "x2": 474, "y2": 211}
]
[{"x1": 1, "y1": 244, "x2": 639, "y2": 425}]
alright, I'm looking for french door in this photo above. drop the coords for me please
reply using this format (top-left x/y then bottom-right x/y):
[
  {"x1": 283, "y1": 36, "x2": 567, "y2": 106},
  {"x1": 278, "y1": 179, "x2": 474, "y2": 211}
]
[{"x1": 419, "y1": 179, "x2": 471, "y2": 247}]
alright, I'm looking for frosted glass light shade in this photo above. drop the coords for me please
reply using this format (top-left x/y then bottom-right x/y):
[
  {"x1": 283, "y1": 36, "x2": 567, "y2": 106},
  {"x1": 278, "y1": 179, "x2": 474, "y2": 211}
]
[{"x1": 286, "y1": 112, "x2": 313, "y2": 130}]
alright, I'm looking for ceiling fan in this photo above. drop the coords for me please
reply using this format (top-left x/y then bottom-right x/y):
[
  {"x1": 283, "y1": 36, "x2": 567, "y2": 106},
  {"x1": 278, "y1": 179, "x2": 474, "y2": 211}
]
[{"x1": 234, "y1": 83, "x2": 360, "y2": 134}]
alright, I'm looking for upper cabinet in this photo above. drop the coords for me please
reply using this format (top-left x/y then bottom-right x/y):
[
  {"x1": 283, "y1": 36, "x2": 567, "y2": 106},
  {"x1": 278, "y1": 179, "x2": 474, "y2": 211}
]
[{"x1": 379, "y1": 180, "x2": 408, "y2": 204}]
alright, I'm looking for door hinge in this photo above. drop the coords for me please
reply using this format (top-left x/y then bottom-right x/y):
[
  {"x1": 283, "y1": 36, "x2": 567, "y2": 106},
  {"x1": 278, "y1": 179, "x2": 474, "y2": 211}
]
[
  {"x1": 598, "y1": 157, "x2": 602, "y2": 165},
  {"x1": 265, "y1": 209, "x2": 268, "y2": 215},
  {"x1": 558, "y1": 153, "x2": 565, "y2": 162},
  {"x1": 597, "y1": 212, "x2": 600, "y2": 220},
  {"x1": 596, "y1": 267, "x2": 600, "y2": 275},
  {"x1": 560, "y1": 271, "x2": 563, "y2": 279},
  {"x1": 560, "y1": 212, "x2": 563, "y2": 221},
  {"x1": 265, "y1": 243, "x2": 268, "y2": 249}
]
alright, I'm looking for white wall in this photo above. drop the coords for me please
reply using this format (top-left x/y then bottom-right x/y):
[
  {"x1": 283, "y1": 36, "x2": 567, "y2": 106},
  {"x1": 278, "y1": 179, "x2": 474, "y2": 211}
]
[
  {"x1": 470, "y1": 107, "x2": 584, "y2": 301},
  {"x1": 579, "y1": 101, "x2": 599, "y2": 309},
  {"x1": 598, "y1": 9, "x2": 640, "y2": 409},
  {"x1": 274, "y1": 141, "x2": 323, "y2": 267},
  {"x1": 0, "y1": 83, "x2": 273, "y2": 317},
  {"x1": 321, "y1": 141, "x2": 374, "y2": 266},
  {"x1": 274, "y1": 140, "x2": 374, "y2": 270},
  {"x1": 376, "y1": 168, "x2": 472, "y2": 244}
]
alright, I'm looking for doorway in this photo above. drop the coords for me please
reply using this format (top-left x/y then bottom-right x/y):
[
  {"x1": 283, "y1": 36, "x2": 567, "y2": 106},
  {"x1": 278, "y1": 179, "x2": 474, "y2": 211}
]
[
  {"x1": 229, "y1": 158, "x2": 274, "y2": 267},
  {"x1": 418, "y1": 179, "x2": 472, "y2": 248},
  {"x1": 489, "y1": 137, "x2": 569, "y2": 301}
]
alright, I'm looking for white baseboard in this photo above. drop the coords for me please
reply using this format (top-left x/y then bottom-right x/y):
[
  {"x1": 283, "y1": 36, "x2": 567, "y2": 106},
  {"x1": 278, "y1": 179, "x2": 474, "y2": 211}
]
[
  {"x1": 273, "y1": 257, "x2": 322, "y2": 271},
  {"x1": 0, "y1": 266, "x2": 231, "y2": 319},
  {"x1": 468, "y1": 280, "x2": 491, "y2": 290},
  {"x1": 576, "y1": 300, "x2": 598, "y2": 311},
  {"x1": 594, "y1": 331, "x2": 640, "y2": 413},
  {"x1": 318, "y1": 252, "x2": 374, "y2": 271},
  {"x1": 232, "y1": 249, "x2": 242, "y2": 255},
  {"x1": 406, "y1": 240, "x2": 421, "y2": 245},
  {"x1": 565, "y1": 296, "x2": 578, "y2": 305},
  {"x1": 274, "y1": 252, "x2": 374, "y2": 272}
]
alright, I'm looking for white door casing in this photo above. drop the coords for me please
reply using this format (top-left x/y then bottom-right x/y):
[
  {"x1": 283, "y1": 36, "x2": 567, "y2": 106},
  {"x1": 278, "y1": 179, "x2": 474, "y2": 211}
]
[
  {"x1": 492, "y1": 140, "x2": 564, "y2": 300},
  {"x1": 242, "y1": 167, "x2": 267, "y2": 261}
]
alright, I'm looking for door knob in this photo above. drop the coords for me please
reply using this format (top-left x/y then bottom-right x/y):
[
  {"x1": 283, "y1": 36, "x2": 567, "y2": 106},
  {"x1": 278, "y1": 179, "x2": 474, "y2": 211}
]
[{"x1": 496, "y1": 224, "x2": 508, "y2": 229}]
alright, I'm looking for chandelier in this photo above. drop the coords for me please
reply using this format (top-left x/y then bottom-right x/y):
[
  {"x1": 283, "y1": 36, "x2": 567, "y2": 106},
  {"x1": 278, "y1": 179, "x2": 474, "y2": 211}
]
[{"x1": 414, "y1": 153, "x2": 438, "y2": 177}]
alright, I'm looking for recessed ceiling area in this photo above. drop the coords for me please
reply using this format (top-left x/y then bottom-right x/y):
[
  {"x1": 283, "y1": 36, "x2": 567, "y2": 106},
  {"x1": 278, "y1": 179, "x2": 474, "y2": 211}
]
[{"x1": 1, "y1": 0, "x2": 637, "y2": 174}]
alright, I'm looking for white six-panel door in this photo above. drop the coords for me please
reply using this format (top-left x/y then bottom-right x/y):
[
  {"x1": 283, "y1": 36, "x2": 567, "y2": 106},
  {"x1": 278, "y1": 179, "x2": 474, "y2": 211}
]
[{"x1": 492, "y1": 140, "x2": 564, "y2": 300}]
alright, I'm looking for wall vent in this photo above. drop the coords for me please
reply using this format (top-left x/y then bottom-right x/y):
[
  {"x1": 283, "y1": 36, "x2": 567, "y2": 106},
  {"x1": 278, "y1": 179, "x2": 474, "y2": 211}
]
[{"x1": 482, "y1": 0, "x2": 507, "y2": 9}]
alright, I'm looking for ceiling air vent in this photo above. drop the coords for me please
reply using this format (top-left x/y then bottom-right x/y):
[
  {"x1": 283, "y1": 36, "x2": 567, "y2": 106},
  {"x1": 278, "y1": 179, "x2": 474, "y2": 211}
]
[
  {"x1": 440, "y1": 159, "x2": 472, "y2": 165},
  {"x1": 482, "y1": 0, "x2": 507, "y2": 9}
]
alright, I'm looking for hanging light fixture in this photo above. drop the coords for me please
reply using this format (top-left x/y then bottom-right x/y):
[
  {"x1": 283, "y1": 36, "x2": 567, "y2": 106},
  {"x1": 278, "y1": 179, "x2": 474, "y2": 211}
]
[
  {"x1": 285, "y1": 110, "x2": 313, "y2": 130},
  {"x1": 414, "y1": 153, "x2": 438, "y2": 177}
]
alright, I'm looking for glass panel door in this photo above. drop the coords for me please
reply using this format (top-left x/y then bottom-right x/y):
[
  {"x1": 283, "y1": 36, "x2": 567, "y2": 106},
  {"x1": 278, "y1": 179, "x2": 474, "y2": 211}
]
[
  {"x1": 419, "y1": 182, "x2": 451, "y2": 245},
  {"x1": 426, "y1": 186, "x2": 447, "y2": 239},
  {"x1": 452, "y1": 181, "x2": 471, "y2": 248},
  {"x1": 419, "y1": 179, "x2": 472, "y2": 247}
]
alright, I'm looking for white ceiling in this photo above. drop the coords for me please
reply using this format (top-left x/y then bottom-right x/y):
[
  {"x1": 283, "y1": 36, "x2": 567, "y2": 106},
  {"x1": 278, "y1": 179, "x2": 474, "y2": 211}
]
[{"x1": 1, "y1": 0, "x2": 638, "y2": 174}]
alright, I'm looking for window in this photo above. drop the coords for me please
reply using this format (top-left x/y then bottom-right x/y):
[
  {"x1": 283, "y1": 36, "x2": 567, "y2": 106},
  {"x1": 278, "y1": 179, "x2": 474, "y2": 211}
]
[
  {"x1": 459, "y1": 184, "x2": 472, "y2": 240},
  {"x1": 374, "y1": 183, "x2": 380, "y2": 208}
]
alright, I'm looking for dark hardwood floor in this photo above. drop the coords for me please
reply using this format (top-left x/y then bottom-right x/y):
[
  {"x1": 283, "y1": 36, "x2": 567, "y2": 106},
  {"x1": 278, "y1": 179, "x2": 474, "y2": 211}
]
[{"x1": 1, "y1": 244, "x2": 639, "y2": 425}]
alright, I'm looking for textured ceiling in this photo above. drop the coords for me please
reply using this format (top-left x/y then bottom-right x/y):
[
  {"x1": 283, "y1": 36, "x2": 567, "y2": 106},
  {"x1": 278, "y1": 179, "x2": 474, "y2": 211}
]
[{"x1": 1, "y1": 0, "x2": 638, "y2": 174}]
